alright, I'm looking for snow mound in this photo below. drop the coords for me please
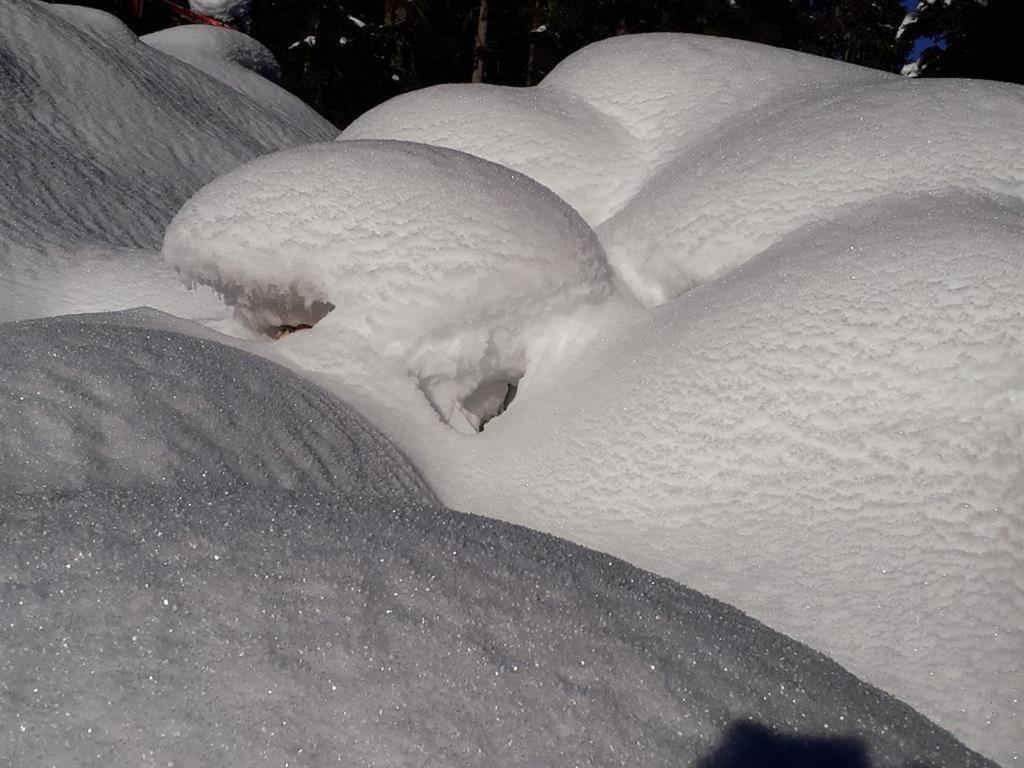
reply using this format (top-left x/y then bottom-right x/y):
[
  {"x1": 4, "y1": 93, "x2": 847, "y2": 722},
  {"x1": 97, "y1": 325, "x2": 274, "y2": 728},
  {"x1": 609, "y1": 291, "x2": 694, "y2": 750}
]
[
  {"x1": 341, "y1": 34, "x2": 885, "y2": 225},
  {"x1": 0, "y1": 486, "x2": 995, "y2": 768},
  {"x1": 599, "y1": 77, "x2": 1024, "y2": 305},
  {"x1": 163, "y1": 140, "x2": 613, "y2": 433},
  {"x1": 0, "y1": 309, "x2": 433, "y2": 502},
  {"x1": 342, "y1": 34, "x2": 1022, "y2": 310},
  {"x1": 539, "y1": 33, "x2": 885, "y2": 166},
  {"x1": 0, "y1": 0, "x2": 335, "y2": 325},
  {"x1": 409, "y1": 193, "x2": 1023, "y2": 763},
  {"x1": 141, "y1": 25, "x2": 327, "y2": 132},
  {"x1": 0, "y1": 0, "x2": 332, "y2": 255},
  {"x1": 341, "y1": 84, "x2": 644, "y2": 224}
]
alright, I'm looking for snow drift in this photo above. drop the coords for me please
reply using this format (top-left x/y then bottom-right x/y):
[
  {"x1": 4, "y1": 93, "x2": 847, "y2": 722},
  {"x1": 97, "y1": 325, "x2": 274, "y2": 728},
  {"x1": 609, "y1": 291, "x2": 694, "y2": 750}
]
[
  {"x1": 598, "y1": 77, "x2": 1024, "y2": 305},
  {"x1": 0, "y1": 309, "x2": 434, "y2": 501},
  {"x1": 0, "y1": 0, "x2": 334, "y2": 323},
  {"x1": 191, "y1": 31, "x2": 1024, "y2": 760},
  {"x1": 163, "y1": 140, "x2": 613, "y2": 432},
  {"x1": 342, "y1": 33, "x2": 1024, "y2": 309},
  {"x1": 0, "y1": 485, "x2": 996, "y2": 768}
]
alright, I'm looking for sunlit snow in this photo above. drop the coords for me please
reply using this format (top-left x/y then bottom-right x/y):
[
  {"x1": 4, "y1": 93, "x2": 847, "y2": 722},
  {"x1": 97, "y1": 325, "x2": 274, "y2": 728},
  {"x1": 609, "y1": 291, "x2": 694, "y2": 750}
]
[{"x1": 1, "y1": 1, "x2": 1020, "y2": 766}]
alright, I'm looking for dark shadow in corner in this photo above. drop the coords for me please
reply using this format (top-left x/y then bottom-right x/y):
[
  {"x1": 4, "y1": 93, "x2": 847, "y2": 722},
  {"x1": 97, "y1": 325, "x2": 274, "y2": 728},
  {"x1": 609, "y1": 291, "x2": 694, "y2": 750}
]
[{"x1": 694, "y1": 720, "x2": 871, "y2": 768}]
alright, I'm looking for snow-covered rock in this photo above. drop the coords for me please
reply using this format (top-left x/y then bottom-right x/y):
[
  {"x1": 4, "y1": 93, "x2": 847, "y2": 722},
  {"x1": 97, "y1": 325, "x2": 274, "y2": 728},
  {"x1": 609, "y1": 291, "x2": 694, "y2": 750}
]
[
  {"x1": 0, "y1": 0, "x2": 334, "y2": 323},
  {"x1": 0, "y1": 485, "x2": 996, "y2": 767},
  {"x1": 0, "y1": 309, "x2": 433, "y2": 501},
  {"x1": 343, "y1": 33, "x2": 1023, "y2": 309},
  {"x1": 141, "y1": 25, "x2": 327, "y2": 133},
  {"x1": 341, "y1": 83, "x2": 644, "y2": 224},
  {"x1": 163, "y1": 140, "x2": 614, "y2": 433},
  {"x1": 341, "y1": 34, "x2": 886, "y2": 225},
  {"x1": 189, "y1": 0, "x2": 251, "y2": 28},
  {"x1": 598, "y1": 77, "x2": 1024, "y2": 305},
  {"x1": 394, "y1": 193, "x2": 1021, "y2": 763}
]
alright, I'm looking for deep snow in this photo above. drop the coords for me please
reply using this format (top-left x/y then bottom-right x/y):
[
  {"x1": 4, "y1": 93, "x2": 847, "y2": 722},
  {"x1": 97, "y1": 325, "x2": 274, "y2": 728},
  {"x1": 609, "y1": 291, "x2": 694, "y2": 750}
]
[
  {"x1": 164, "y1": 140, "x2": 614, "y2": 433},
  {"x1": 0, "y1": 485, "x2": 996, "y2": 768},
  {"x1": 141, "y1": 25, "x2": 327, "y2": 133},
  {"x1": 186, "y1": 33, "x2": 1024, "y2": 762},
  {"x1": 342, "y1": 34, "x2": 888, "y2": 226},
  {"x1": 1, "y1": 4, "x2": 1021, "y2": 764}
]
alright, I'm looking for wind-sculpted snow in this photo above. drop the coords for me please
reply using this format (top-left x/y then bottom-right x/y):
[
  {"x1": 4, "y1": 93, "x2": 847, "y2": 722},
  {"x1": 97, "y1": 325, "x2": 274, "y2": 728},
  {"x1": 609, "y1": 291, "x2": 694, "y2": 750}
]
[
  {"x1": 0, "y1": 310, "x2": 433, "y2": 502},
  {"x1": 343, "y1": 33, "x2": 1022, "y2": 310},
  {"x1": 598, "y1": 78, "x2": 1024, "y2": 305},
  {"x1": 163, "y1": 140, "x2": 613, "y2": 432},
  {"x1": 393, "y1": 194, "x2": 1021, "y2": 763},
  {"x1": 341, "y1": 83, "x2": 644, "y2": 224},
  {"x1": 141, "y1": 26, "x2": 327, "y2": 133},
  {"x1": 342, "y1": 34, "x2": 884, "y2": 225},
  {"x1": 0, "y1": 487, "x2": 996, "y2": 768},
  {"x1": 0, "y1": 0, "x2": 334, "y2": 322}
]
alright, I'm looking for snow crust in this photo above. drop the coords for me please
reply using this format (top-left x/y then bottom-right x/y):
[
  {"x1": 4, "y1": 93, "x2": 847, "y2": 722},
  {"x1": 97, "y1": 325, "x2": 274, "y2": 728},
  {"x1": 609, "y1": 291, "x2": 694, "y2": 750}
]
[
  {"x1": 0, "y1": 310, "x2": 433, "y2": 502},
  {"x1": 0, "y1": 0, "x2": 334, "y2": 323},
  {"x1": 0, "y1": 485, "x2": 996, "y2": 768},
  {"x1": 163, "y1": 140, "x2": 613, "y2": 433}
]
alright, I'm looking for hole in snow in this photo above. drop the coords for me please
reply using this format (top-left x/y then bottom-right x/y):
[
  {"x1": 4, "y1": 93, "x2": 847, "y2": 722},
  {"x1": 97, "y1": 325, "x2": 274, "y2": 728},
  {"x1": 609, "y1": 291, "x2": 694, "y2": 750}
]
[
  {"x1": 465, "y1": 377, "x2": 519, "y2": 432},
  {"x1": 421, "y1": 373, "x2": 522, "y2": 435},
  {"x1": 209, "y1": 283, "x2": 334, "y2": 339}
]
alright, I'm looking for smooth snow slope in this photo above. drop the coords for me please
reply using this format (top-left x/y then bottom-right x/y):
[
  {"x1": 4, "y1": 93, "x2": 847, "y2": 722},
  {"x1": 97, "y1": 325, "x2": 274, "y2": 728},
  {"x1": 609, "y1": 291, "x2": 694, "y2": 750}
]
[
  {"x1": 0, "y1": 0, "x2": 334, "y2": 323},
  {"x1": 164, "y1": 140, "x2": 614, "y2": 433},
  {"x1": 410, "y1": 194, "x2": 1022, "y2": 763},
  {"x1": 0, "y1": 310, "x2": 433, "y2": 503},
  {"x1": 141, "y1": 25, "x2": 327, "y2": 133},
  {"x1": 0, "y1": 486, "x2": 995, "y2": 768}
]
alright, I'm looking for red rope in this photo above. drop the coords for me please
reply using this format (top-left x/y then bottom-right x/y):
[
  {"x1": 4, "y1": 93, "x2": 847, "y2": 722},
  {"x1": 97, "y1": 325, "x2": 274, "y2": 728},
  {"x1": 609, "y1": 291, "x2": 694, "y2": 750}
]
[{"x1": 134, "y1": 0, "x2": 235, "y2": 29}]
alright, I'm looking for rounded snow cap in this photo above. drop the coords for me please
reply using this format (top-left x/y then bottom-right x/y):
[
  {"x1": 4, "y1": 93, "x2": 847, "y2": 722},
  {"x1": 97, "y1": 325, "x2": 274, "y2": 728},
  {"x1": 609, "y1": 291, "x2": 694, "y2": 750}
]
[{"x1": 164, "y1": 139, "x2": 613, "y2": 432}]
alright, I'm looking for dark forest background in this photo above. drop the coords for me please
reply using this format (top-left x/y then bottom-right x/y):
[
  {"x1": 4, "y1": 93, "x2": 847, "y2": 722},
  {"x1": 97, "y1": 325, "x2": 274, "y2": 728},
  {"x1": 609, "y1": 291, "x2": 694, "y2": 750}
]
[{"x1": 69, "y1": 0, "x2": 1022, "y2": 127}]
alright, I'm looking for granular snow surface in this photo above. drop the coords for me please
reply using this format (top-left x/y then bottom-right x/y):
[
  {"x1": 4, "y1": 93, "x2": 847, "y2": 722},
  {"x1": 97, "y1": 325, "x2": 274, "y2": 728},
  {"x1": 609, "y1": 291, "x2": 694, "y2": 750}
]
[
  {"x1": 0, "y1": 486, "x2": 996, "y2": 768},
  {"x1": 342, "y1": 34, "x2": 887, "y2": 226},
  {"x1": 0, "y1": 310, "x2": 433, "y2": 502}
]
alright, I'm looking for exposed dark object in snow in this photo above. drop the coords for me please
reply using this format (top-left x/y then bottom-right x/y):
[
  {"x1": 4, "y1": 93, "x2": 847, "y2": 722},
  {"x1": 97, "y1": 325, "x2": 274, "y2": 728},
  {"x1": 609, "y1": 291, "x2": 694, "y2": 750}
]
[
  {"x1": 696, "y1": 721, "x2": 869, "y2": 768},
  {"x1": 269, "y1": 322, "x2": 313, "y2": 339},
  {"x1": 469, "y1": 376, "x2": 519, "y2": 431}
]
